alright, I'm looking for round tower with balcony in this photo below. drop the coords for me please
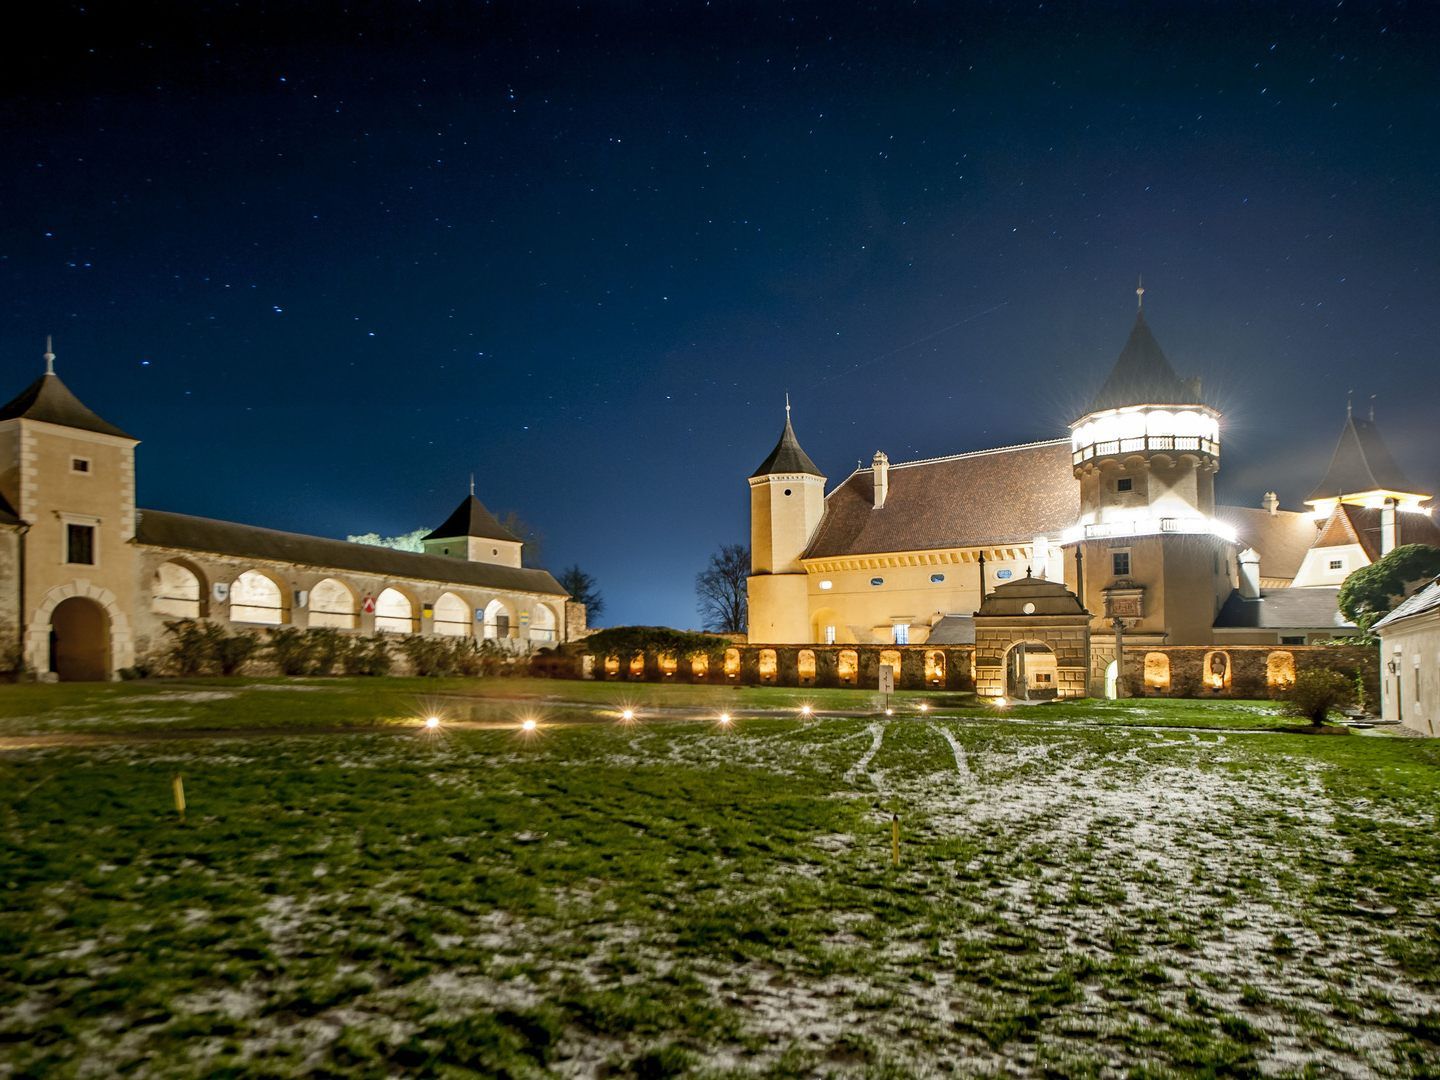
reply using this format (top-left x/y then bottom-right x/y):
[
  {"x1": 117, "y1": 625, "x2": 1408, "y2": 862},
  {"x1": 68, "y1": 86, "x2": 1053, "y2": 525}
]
[{"x1": 1063, "y1": 287, "x2": 1238, "y2": 691}]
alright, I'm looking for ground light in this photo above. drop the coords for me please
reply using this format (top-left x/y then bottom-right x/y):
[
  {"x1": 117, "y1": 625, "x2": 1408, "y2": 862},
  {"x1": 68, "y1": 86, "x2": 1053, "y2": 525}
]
[
  {"x1": 995, "y1": 697, "x2": 1008, "y2": 708},
  {"x1": 800, "y1": 704, "x2": 813, "y2": 717},
  {"x1": 717, "y1": 712, "x2": 732, "y2": 727},
  {"x1": 885, "y1": 708, "x2": 894, "y2": 716},
  {"x1": 620, "y1": 708, "x2": 636, "y2": 723},
  {"x1": 918, "y1": 702, "x2": 929, "y2": 714},
  {"x1": 520, "y1": 717, "x2": 538, "y2": 732},
  {"x1": 424, "y1": 716, "x2": 440, "y2": 730}
]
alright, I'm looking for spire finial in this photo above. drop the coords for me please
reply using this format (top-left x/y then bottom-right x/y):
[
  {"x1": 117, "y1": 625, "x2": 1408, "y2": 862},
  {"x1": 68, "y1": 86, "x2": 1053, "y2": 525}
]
[
  {"x1": 43, "y1": 335, "x2": 55, "y2": 376},
  {"x1": 1346, "y1": 390, "x2": 1353, "y2": 419},
  {"x1": 1369, "y1": 394, "x2": 1376, "y2": 422},
  {"x1": 785, "y1": 391, "x2": 791, "y2": 423},
  {"x1": 469, "y1": 472, "x2": 475, "y2": 497},
  {"x1": 1135, "y1": 275, "x2": 1145, "y2": 311}
]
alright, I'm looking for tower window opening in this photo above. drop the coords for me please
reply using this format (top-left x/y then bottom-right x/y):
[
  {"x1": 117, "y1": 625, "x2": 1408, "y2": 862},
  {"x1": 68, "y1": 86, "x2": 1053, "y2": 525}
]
[
  {"x1": 930, "y1": 573, "x2": 945, "y2": 583},
  {"x1": 66, "y1": 524, "x2": 95, "y2": 565},
  {"x1": 870, "y1": 577, "x2": 884, "y2": 586},
  {"x1": 1116, "y1": 477, "x2": 1133, "y2": 492},
  {"x1": 1112, "y1": 551, "x2": 1131, "y2": 577},
  {"x1": 783, "y1": 488, "x2": 792, "y2": 496},
  {"x1": 71, "y1": 457, "x2": 91, "y2": 474}
]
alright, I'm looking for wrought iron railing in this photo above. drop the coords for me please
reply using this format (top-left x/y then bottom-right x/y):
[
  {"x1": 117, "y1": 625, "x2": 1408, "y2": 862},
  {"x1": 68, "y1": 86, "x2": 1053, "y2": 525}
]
[{"x1": 1073, "y1": 435, "x2": 1218, "y2": 465}]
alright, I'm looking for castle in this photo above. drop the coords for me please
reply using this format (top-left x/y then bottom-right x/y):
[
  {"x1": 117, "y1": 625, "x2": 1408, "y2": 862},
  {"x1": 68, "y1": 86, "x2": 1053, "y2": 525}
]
[
  {"x1": 746, "y1": 292, "x2": 1437, "y2": 696},
  {"x1": 0, "y1": 343, "x2": 577, "y2": 680}
]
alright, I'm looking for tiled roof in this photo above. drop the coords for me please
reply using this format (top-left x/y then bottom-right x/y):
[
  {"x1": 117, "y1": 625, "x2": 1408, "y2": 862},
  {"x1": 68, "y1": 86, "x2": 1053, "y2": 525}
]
[
  {"x1": 1215, "y1": 506, "x2": 1319, "y2": 582},
  {"x1": 136, "y1": 509, "x2": 567, "y2": 596},
  {"x1": 1084, "y1": 311, "x2": 1204, "y2": 414},
  {"x1": 1308, "y1": 414, "x2": 1424, "y2": 500},
  {"x1": 802, "y1": 439, "x2": 1077, "y2": 559},
  {"x1": 0, "y1": 372, "x2": 134, "y2": 439},
  {"x1": 926, "y1": 615, "x2": 976, "y2": 644},
  {"x1": 423, "y1": 494, "x2": 520, "y2": 543},
  {"x1": 751, "y1": 417, "x2": 823, "y2": 478},
  {"x1": 1213, "y1": 586, "x2": 1354, "y2": 630},
  {"x1": 1312, "y1": 504, "x2": 1440, "y2": 561},
  {"x1": 1373, "y1": 578, "x2": 1440, "y2": 631},
  {"x1": 975, "y1": 574, "x2": 1088, "y2": 617}
]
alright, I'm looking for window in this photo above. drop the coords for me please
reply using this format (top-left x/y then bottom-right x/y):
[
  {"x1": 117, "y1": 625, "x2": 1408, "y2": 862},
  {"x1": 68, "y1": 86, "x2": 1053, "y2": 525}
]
[
  {"x1": 1281, "y1": 636, "x2": 1305, "y2": 645},
  {"x1": 870, "y1": 577, "x2": 885, "y2": 586},
  {"x1": 824, "y1": 625, "x2": 836, "y2": 645},
  {"x1": 1328, "y1": 559, "x2": 1343, "y2": 571},
  {"x1": 783, "y1": 488, "x2": 792, "y2": 496},
  {"x1": 892, "y1": 623, "x2": 910, "y2": 645},
  {"x1": 1112, "y1": 551, "x2": 1131, "y2": 577},
  {"x1": 818, "y1": 579, "x2": 833, "y2": 590},
  {"x1": 1116, "y1": 477, "x2": 1133, "y2": 492},
  {"x1": 930, "y1": 573, "x2": 945, "y2": 583},
  {"x1": 71, "y1": 457, "x2": 91, "y2": 474},
  {"x1": 66, "y1": 524, "x2": 95, "y2": 565}
]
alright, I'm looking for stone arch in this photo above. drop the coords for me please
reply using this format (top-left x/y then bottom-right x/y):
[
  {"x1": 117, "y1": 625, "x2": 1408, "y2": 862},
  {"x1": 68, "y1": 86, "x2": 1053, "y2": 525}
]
[
  {"x1": 433, "y1": 591, "x2": 471, "y2": 637},
  {"x1": 309, "y1": 577, "x2": 358, "y2": 630},
  {"x1": 925, "y1": 650, "x2": 946, "y2": 686},
  {"x1": 483, "y1": 597, "x2": 516, "y2": 640},
  {"x1": 1143, "y1": 651, "x2": 1171, "y2": 694},
  {"x1": 26, "y1": 581, "x2": 133, "y2": 680},
  {"x1": 1202, "y1": 650, "x2": 1232, "y2": 692},
  {"x1": 375, "y1": 586, "x2": 417, "y2": 634},
  {"x1": 603, "y1": 654, "x2": 620, "y2": 678},
  {"x1": 1266, "y1": 650, "x2": 1296, "y2": 691},
  {"x1": 1104, "y1": 659, "x2": 1119, "y2": 700},
  {"x1": 50, "y1": 597, "x2": 110, "y2": 681},
  {"x1": 691, "y1": 653, "x2": 709, "y2": 680},
  {"x1": 879, "y1": 649, "x2": 902, "y2": 684},
  {"x1": 758, "y1": 648, "x2": 778, "y2": 684},
  {"x1": 530, "y1": 602, "x2": 559, "y2": 643},
  {"x1": 231, "y1": 569, "x2": 288, "y2": 625},
  {"x1": 1004, "y1": 641, "x2": 1057, "y2": 700},
  {"x1": 628, "y1": 652, "x2": 645, "y2": 677},
  {"x1": 797, "y1": 649, "x2": 817, "y2": 685},
  {"x1": 837, "y1": 648, "x2": 859, "y2": 686},
  {"x1": 152, "y1": 559, "x2": 205, "y2": 619},
  {"x1": 723, "y1": 647, "x2": 740, "y2": 679}
]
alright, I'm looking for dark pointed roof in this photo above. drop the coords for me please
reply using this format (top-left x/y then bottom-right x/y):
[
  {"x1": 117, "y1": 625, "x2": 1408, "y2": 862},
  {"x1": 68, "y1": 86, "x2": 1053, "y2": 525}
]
[
  {"x1": 750, "y1": 416, "x2": 823, "y2": 478},
  {"x1": 0, "y1": 372, "x2": 134, "y2": 439},
  {"x1": 1307, "y1": 413, "x2": 1424, "y2": 500},
  {"x1": 1084, "y1": 311, "x2": 1204, "y2": 415},
  {"x1": 422, "y1": 494, "x2": 521, "y2": 544}
]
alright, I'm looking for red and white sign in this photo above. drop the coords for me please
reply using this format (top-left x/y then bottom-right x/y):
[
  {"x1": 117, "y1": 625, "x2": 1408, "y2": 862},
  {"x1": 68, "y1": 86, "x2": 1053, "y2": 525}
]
[{"x1": 362, "y1": 595, "x2": 376, "y2": 614}]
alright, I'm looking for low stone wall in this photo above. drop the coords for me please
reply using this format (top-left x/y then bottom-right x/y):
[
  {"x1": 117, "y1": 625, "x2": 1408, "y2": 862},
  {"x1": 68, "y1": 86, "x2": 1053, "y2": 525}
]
[
  {"x1": 580, "y1": 640, "x2": 1380, "y2": 701},
  {"x1": 1118, "y1": 643, "x2": 1379, "y2": 704}
]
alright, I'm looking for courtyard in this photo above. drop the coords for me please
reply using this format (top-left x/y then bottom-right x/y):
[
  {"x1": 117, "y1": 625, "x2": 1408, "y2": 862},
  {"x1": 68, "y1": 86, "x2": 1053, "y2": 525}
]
[{"x1": 1, "y1": 679, "x2": 1437, "y2": 1077}]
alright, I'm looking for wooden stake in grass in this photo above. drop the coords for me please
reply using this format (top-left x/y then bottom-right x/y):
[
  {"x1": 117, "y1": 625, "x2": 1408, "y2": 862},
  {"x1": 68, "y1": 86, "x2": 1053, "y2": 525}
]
[
  {"x1": 891, "y1": 813, "x2": 900, "y2": 867},
  {"x1": 172, "y1": 774, "x2": 186, "y2": 823}
]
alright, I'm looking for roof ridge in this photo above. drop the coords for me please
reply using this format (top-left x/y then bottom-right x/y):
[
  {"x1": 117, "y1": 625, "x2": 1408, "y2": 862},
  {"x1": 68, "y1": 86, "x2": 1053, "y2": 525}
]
[{"x1": 865, "y1": 437, "x2": 1070, "y2": 472}]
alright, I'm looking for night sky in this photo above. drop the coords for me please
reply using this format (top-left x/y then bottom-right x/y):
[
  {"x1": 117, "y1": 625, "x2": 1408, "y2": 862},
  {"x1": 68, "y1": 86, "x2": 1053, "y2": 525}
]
[{"x1": 4, "y1": 3, "x2": 1438, "y2": 628}]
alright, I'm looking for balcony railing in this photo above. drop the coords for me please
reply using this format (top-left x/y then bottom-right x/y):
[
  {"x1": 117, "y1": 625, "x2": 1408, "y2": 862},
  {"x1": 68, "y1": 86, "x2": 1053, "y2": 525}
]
[
  {"x1": 1073, "y1": 435, "x2": 1219, "y2": 466},
  {"x1": 1079, "y1": 517, "x2": 1223, "y2": 540}
]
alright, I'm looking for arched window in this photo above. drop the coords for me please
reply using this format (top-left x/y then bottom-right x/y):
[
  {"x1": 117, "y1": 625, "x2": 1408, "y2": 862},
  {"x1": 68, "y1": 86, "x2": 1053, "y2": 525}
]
[
  {"x1": 925, "y1": 650, "x2": 946, "y2": 686},
  {"x1": 838, "y1": 649, "x2": 859, "y2": 686},
  {"x1": 691, "y1": 653, "x2": 709, "y2": 679},
  {"x1": 309, "y1": 578, "x2": 358, "y2": 630},
  {"x1": 758, "y1": 648, "x2": 778, "y2": 683},
  {"x1": 374, "y1": 587, "x2": 416, "y2": 634},
  {"x1": 603, "y1": 655, "x2": 620, "y2": 677},
  {"x1": 1266, "y1": 650, "x2": 1296, "y2": 691},
  {"x1": 723, "y1": 648, "x2": 740, "y2": 679},
  {"x1": 231, "y1": 570, "x2": 286, "y2": 625},
  {"x1": 483, "y1": 599, "x2": 513, "y2": 640},
  {"x1": 880, "y1": 649, "x2": 902, "y2": 683},
  {"x1": 530, "y1": 603, "x2": 558, "y2": 642},
  {"x1": 433, "y1": 592, "x2": 471, "y2": 637},
  {"x1": 797, "y1": 649, "x2": 817, "y2": 685},
  {"x1": 1144, "y1": 652, "x2": 1171, "y2": 692},
  {"x1": 658, "y1": 653, "x2": 678, "y2": 677},
  {"x1": 152, "y1": 561, "x2": 202, "y2": 618},
  {"x1": 628, "y1": 652, "x2": 645, "y2": 677}
]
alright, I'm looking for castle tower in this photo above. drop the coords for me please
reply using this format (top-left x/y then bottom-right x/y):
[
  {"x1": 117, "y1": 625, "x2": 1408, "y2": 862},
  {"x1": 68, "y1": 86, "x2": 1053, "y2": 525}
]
[
  {"x1": 1063, "y1": 289, "x2": 1237, "y2": 679},
  {"x1": 421, "y1": 492, "x2": 524, "y2": 567},
  {"x1": 0, "y1": 342, "x2": 140, "y2": 679},
  {"x1": 746, "y1": 403, "x2": 825, "y2": 643}
]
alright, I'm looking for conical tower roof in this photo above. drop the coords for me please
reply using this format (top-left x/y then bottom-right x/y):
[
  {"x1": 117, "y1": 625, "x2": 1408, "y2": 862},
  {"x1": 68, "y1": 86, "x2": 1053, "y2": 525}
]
[
  {"x1": 0, "y1": 366, "x2": 134, "y2": 440},
  {"x1": 751, "y1": 413, "x2": 823, "y2": 478},
  {"x1": 1308, "y1": 411, "x2": 1424, "y2": 501},
  {"x1": 423, "y1": 494, "x2": 520, "y2": 543},
  {"x1": 1084, "y1": 310, "x2": 1204, "y2": 414}
]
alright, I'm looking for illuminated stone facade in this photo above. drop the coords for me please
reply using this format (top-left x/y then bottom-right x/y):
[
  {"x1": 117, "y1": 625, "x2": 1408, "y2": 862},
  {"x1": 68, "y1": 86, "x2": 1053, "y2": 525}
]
[{"x1": 0, "y1": 351, "x2": 575, "y2": 680}]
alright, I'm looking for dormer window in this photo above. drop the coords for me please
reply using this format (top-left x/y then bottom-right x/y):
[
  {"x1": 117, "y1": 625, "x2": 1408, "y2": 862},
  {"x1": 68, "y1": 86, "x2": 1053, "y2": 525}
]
[{"x1": 71, "y1": 457, "x2": 91, "y2": 474}]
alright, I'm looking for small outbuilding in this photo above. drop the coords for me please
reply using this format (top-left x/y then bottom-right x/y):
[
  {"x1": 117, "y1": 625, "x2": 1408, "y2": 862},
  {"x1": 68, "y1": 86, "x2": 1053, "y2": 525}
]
[
  {"x1": 1372, "y1": 576, "x2": 1440, "y2": 736},
  {"x1": 973, "y1": 572, "x2": 1091, "y2": 700}
]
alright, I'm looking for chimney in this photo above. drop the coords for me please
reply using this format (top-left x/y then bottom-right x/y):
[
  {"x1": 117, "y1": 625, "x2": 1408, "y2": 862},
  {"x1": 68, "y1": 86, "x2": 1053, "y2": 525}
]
[
  {"x1": 1238, "y1": 548, "x2": 1261, "y2": 600},
  {"x1": 872, "y1": 451, "x2": 889, "y2": 509},
  {"x1": 1381, "y1": 497, "x2": 1397, "y2": 555},
  {"x1": 1262, "y1": 491, "x2": 1279, "y2": 516}
]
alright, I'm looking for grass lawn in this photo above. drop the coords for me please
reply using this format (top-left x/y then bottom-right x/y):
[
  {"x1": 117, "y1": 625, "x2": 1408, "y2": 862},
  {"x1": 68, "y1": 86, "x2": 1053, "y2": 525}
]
[{"x1": 1, "y1": 681, "x2": 1436, "y2": 1077}]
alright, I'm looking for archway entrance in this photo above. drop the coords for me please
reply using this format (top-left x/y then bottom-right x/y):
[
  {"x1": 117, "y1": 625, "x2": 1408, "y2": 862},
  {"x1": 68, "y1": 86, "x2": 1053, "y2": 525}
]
[
  {"x1": 50, "y1": 597, "x2": 110, "y2": 681},
  {"x1": 1005, "y1": 642, "x2": 1058, "y2": 701},
  {"x1": 1104, "y1": 660, "x2": 1119, "y2": 700}
]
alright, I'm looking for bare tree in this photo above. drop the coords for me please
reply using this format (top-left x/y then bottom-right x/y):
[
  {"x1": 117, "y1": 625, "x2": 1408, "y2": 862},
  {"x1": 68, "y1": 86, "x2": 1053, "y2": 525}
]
[
  {"x1": 556, "y1": 565, "x2": 605, "y2": 621},
  {"x1": 696, "y1": 543, "x2": 748, "y2": 633}
]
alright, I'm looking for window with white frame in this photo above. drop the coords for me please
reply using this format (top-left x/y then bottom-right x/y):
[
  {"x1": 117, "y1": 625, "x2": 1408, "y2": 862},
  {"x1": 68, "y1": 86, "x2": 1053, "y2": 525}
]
[
  {"x1": 892, "y1": 623, "x2": 910, "y2": 645},
  {"x1": 1328, "y1": 559, "x2": 1343, "y2": 571},
  {"x1": 824, "y1": 625, "x2": 836, "y2": 645}
]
